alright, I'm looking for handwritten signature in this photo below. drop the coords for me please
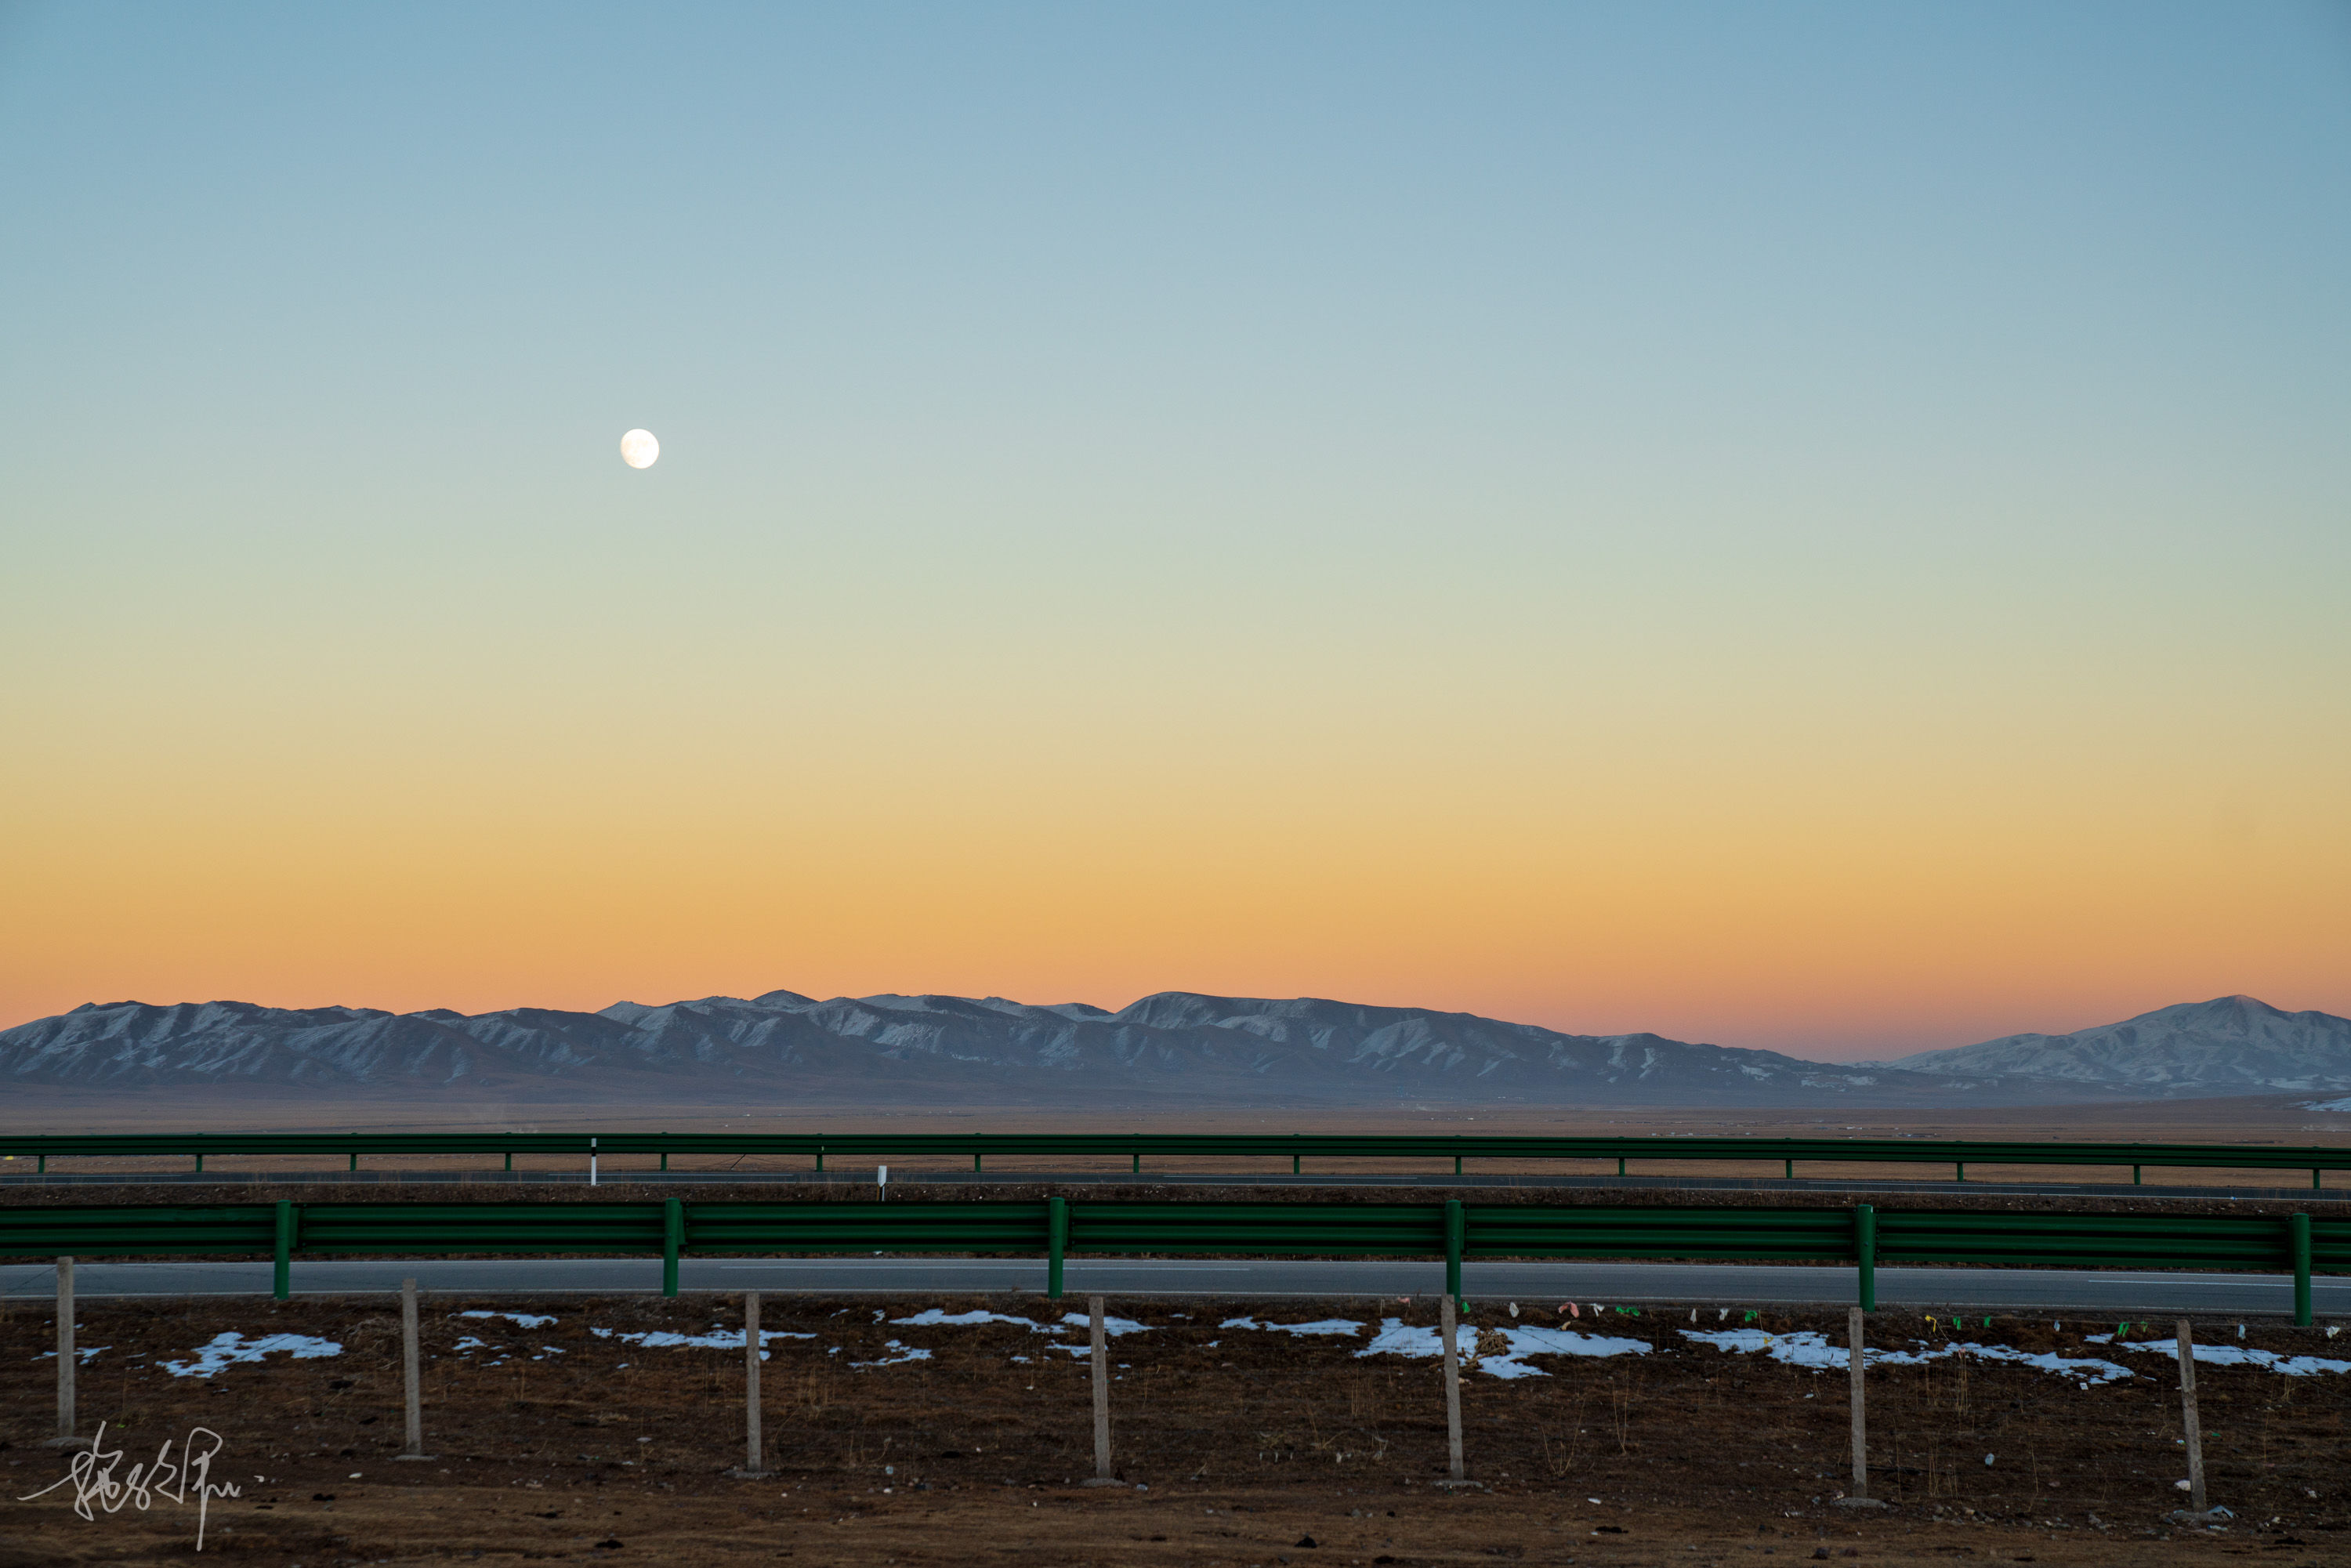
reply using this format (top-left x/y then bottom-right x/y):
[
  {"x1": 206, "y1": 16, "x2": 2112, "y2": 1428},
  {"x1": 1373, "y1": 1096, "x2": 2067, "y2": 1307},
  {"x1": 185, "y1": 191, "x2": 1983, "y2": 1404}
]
[{"x1": 16, "y1": 1422, "x2": 243, "y2": 1550}]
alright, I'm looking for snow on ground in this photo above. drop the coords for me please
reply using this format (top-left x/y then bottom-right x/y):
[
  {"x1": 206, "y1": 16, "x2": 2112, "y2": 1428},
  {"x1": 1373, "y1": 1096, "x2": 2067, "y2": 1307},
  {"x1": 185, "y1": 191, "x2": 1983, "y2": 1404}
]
[
  {"x1": 890, "y1": 1309, "x2": 1055, "y2": 1333},
  {"x1": 852, "y1": 1340, "x2": 932, "y2": 1368},
  {"x1": 2086, "y1": 1334, "x2": 2351, "y2": 1378},
  {"x1": 1683, "y1": 1329, "x2": 2132, "y2": 1386},
  {"x1": 160, "y1": 1332, "x2": 342, "y2": 1378},
  {"x1": 1346, "y1": 1318, "x2": 1652, "y2": 1379},
  {"x1": 1219, "y1": 1316, "x2": 1364, "y2": 1338},
  {"x1": 454, "y1": 1310, "x2": 556, "y2": 1329},
  {"x1": 587, "y1": 1324, "x2": 816, "y2": 1360}
]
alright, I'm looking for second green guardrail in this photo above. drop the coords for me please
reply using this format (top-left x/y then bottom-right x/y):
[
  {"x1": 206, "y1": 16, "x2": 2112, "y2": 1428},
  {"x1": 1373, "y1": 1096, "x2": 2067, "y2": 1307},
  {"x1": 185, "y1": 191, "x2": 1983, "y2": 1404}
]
[
  {"x1": 2, "y1": 1132, "x2": 2347, "y2": 1187},
  {"x1": 0, "y1": 1198, "x2": 2338, "y2": 1322}
]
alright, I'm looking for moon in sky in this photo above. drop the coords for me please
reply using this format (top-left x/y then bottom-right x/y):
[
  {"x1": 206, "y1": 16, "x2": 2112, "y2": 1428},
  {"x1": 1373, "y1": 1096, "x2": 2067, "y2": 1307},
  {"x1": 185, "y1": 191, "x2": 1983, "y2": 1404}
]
[{"x1": 619, "y1": 429, "x2": 660, "y2": 469}]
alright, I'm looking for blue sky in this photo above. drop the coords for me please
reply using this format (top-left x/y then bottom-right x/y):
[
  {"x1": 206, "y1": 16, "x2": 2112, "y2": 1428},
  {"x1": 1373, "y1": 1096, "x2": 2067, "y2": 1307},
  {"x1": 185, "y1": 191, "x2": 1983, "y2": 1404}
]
[{"x1": 3, "y1": 2, "x2": 2347, "y2": 1052}]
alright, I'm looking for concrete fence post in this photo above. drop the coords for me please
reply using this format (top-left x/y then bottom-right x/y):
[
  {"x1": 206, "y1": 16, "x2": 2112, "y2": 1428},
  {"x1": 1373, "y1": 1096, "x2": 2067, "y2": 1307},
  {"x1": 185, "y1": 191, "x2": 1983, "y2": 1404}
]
[
  {"x1": 48, "y1": 1257, "x2": 78, "y2": 1447},
  {"x1": 2176, "y1": 1320, "x2": 2208, "y2": 1516},
  {"x1": 1081, "y1": 1295, "x2": 1121, "y2": 1486},
  {"x1": 1440, "y1": 1292, "x2": 1465, "y2": 1483},
  {"x1": 737, "y1": 1291, "x2": 770, "y2": 1476},
  {"x1": 397, "y1": 1276, "x2": 433, "y2": 1461}
]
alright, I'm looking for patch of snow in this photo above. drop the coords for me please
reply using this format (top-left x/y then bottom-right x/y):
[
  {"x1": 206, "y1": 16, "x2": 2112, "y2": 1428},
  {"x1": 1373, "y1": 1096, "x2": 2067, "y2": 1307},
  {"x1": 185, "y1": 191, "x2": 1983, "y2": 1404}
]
[
  {"x1": 161, "y1": 1332, "x2": 342, "y2": 1378},
  {"x1": 455, "y1": 1310, "x2": 556, "y2": 1329},
  {"x1": 1684, "y1": 1330, "x2": 2132, "y2": 1386},
  {"x1": 2086, "y1": 1336, "x2": 2351, "y2": 1378},
  {"x1": 891, "y1": 1309, "x2": 1055, "y2": 1333},
  {"x1": 853, "y1": 1339, "x2": 932, "y2": 1368},
  {"x1": 1219, "y1": 1317, "x2": 1365, "y2": 1338},
  {"x1": 1059, "y1": 1312, "x2": 1150, "y2": 1336},
  {"x1": 589, "y1": 1326, "x2": 815, "y2": 1361},
  {"x1": 35, "y1": 1346, "x2": 109, "y2": 1365},
  {"x1": 1353, "y1": 1318, "x2": 1650, "y2": 1378}
]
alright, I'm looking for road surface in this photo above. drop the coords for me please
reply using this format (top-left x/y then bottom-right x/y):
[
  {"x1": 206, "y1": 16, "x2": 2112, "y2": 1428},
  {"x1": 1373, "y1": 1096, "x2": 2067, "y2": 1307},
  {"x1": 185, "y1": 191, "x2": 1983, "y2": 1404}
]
[{"x1": 1, "y1": 1256, "x2": 2338, "y2": 1316}]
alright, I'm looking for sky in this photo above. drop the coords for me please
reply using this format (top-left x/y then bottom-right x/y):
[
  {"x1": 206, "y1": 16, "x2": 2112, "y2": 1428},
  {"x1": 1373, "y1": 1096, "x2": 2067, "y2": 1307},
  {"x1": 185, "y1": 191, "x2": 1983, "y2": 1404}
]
[{"x1": 3, "y1": 2, "x2": 2347, "y2": 1058}]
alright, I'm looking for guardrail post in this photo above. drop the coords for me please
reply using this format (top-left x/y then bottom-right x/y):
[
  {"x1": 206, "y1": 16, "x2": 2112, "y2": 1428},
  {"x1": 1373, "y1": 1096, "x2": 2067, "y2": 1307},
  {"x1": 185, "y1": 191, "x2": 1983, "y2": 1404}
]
[
  {"x1": 659, "y1": 1152, "x2": 668, "y2": 1172},
  {"x1": 1853, "y1": 1204, "x2": 1876, "y2": 1311},
  {"x1": 194, "y1": 1151, "x2": 203, "y2": 1174},
  {"x1": 2291, "y1": 1214, "x2": 2312, "y2": 1327},
  {"x1": 2314, "y1": 1168, "x2": 2322, "y2": 1192},
  {"x1": 1784, "y1": 1158, "x2": 1793, "y2": 1180},
  {"x1": 504, "y1": 1153, "x2": 512, "y2": 1172},
  {"x1": 1617, "y1": 1157, "x2": 1626, "y2": 1177},
  {"x1": 663, "y1": 1198, "x2": 683, "y2": 1298},
  {"x1": 349, "y1": 1153, "x2": 358, "y2": 1174},
  {"x1": 1132, "y1": 1152, "x2": 1139, "y2": 1175},
  {"x1": 273, "y1": 1201, "x2": 295, "y2": 1300},
  {"x1": 1454, "y1": 1155, "x2": 1462, "y2": 1177},
  {"x1": 1292, "y1": 1153, "x2": 1301, "y2": 1175},
  {"x1": 397, "y1": 1277, "x2": 432, "y2": 1461},
  {"x1": 49, "y1": 1257, "x2": 76, "y2": 1447},
  {"x1": 975, "y1": 1153, "x2": 982, "y2": 1174},
  {"x1": 1444, "y1": 1200, "x2": 1464, "y2": 1305},
  {"x1": 1048, "y1": 1197, "x2": 1067, "y2": 1300},
  {"x1": 815, "y1": 1147, "x2": 824, "y2": 1174},
  {"x1": 2133, "y1": 1165, "x2": 2142, "y2": 1186},
  {"x1": 1440, "y1": 1292, "x2": 1465, "y2": 1483},
  {"x1": 1955, "y1": 1162, "x2": 1965, "y2": 1183},
  {"x1": 37, "y1": 1153, "x2": 44, "y2": 1174}
]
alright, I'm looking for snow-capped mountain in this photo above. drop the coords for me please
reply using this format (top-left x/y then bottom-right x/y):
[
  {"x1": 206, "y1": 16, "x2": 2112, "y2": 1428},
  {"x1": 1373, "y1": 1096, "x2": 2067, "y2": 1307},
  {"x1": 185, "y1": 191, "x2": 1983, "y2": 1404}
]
[
  {"x1": 0, "y1": 990, "x2": 2070, "y2": 1107},
  {"x1": 1867, "y1": 996, "x2": 2351, "y2": 1096}
]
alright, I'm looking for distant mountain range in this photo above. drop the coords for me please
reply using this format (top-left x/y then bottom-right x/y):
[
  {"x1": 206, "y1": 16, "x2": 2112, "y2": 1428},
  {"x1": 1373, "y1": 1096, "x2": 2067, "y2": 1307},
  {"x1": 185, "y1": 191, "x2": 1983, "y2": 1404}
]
[
  {"x1": 1862, "y1": 995, "x2": 2351, "y2": 1097},
  {"x1": 2, "y1": 990, "x2": 2344, "y2": 1109}
]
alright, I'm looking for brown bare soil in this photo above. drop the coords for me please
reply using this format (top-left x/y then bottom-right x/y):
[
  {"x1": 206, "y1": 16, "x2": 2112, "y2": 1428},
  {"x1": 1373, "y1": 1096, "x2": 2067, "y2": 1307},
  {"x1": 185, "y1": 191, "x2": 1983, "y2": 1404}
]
[{"x1": 3, "y1": 1291, "x2": 2343, "y2": 1566}]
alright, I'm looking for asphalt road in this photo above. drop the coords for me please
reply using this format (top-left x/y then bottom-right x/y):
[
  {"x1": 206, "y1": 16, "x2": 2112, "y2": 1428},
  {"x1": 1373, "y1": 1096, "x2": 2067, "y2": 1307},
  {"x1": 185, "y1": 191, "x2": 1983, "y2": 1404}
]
[{"x1": 1, "y1": 1256, "x2": 2338, "y2": 1316}]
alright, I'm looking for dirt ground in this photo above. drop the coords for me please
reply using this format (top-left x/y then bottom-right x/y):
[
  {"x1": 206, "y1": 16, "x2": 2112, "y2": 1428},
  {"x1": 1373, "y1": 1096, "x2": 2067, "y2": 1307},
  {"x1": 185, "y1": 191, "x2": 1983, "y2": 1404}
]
[{"x1": 2, "y1": 1291, "x2": 2343, "y2": 1566}]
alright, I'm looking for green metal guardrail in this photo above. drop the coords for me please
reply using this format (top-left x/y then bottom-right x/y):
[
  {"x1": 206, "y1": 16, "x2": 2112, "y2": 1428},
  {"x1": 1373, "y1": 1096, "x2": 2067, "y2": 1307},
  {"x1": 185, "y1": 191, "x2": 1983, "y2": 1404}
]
[
  {"x1": 0, "y1": 1199, "x2": 2337, "y2": 1323},
  {"x1": 1, "y1": 1132, "x2": 2346, "y2": 1187}
]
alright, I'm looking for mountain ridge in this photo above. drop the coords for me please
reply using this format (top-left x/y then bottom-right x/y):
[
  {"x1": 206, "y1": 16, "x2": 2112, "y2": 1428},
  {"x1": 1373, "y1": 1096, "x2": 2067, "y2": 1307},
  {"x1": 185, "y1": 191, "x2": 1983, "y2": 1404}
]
[
  {"x1": 1864, "y1": 994, "x2": 2351, "y2": 1096},
  {"x1": 9, "y1": 988, "x2": 2327, "y2": 1108}
]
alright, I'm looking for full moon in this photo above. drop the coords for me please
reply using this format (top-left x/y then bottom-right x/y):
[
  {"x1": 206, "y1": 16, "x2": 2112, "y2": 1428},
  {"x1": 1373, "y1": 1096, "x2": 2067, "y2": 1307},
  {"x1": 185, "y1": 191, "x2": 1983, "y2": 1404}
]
[{"x1": 619, "y1": 429, "x2": 660, "y2": 469}]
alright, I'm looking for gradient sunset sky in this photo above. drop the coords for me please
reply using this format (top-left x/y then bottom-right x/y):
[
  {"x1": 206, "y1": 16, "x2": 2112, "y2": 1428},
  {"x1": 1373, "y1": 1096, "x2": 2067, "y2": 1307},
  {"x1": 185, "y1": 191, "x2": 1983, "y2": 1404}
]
[{"x1": 4, "y1": 3, "x2": 2346, "y2": 1057}]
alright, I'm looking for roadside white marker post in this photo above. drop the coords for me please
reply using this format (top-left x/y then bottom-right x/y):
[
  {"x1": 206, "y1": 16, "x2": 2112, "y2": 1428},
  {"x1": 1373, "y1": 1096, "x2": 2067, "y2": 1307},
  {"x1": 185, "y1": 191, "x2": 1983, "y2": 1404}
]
[
  {"x1": 47, "y1": 1256, "x2": 81, "y2": 1447},
  {"x1": 1440, "y1": 1293, "x2": 1465, "y2": 1483},
  {"x1": 589, "y1": 1138, "x2": 598, "y2": 1187},
  {"x1": 2176, "y1": 1320, "x2": 2208, "y2": 1516},
  {"x1": 397, "y1": 1276, "x2": 433, "y2": 1460},
  {"x1": 878, "y1": 1164, "x2": 887, "y2": 1200}
]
